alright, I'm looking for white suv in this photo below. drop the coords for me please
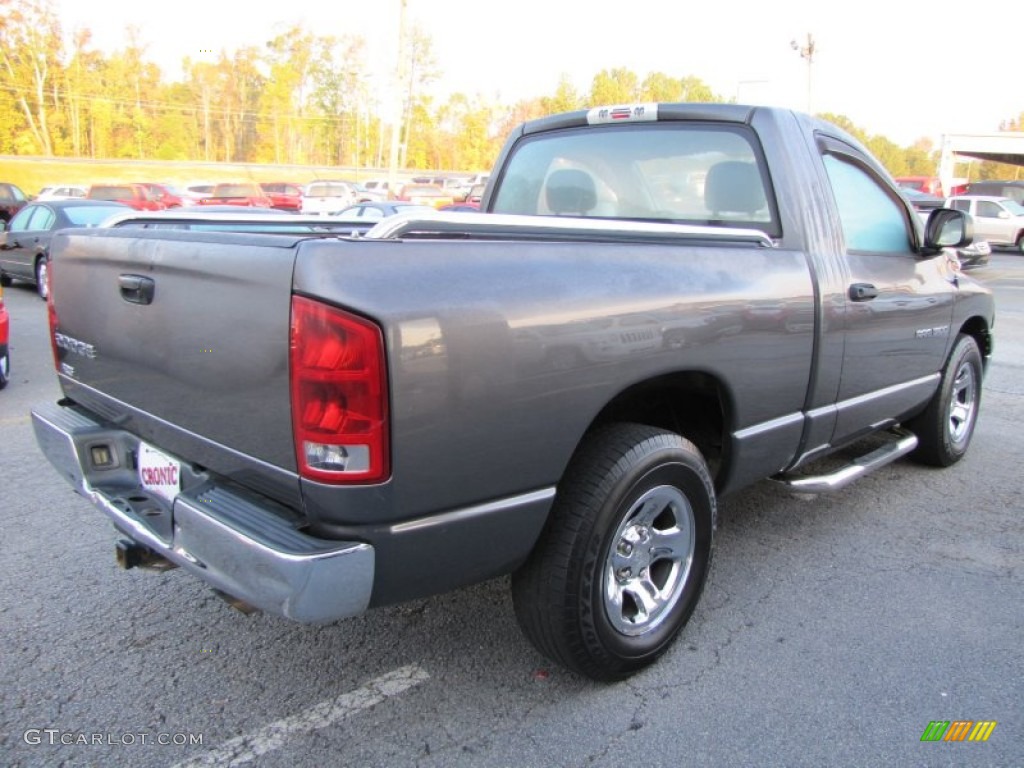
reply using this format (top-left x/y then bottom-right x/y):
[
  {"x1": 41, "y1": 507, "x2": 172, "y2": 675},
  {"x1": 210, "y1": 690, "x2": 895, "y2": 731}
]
[
  {"x1": 946, "y1": 195, "x2": 1024, "y2": 253},
  {"x1": 301, "y1": 181, "x2": 357, "y2": 215}
]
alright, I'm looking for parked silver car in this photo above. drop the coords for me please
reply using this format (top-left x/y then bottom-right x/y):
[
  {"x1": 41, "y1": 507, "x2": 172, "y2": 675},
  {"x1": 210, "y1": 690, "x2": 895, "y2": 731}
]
[{"x1": 946, "y1": 195, "x2": 1024, "y2": 252}]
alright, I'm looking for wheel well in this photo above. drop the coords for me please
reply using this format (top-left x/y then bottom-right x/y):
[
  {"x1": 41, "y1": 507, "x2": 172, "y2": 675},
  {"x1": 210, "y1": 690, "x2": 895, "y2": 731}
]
[
  {"x1": 959, "y1": 316, "x2": 992, "y2": 360},
  {"x1": 588, "y1": 372, "x2": 730, "y2": 482}
]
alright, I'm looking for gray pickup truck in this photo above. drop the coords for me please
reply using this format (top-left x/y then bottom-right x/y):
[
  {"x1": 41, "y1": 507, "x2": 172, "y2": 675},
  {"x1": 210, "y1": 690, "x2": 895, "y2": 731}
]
[{"x1": 33, "y1": 103, "x2": 994, "y2": 681}]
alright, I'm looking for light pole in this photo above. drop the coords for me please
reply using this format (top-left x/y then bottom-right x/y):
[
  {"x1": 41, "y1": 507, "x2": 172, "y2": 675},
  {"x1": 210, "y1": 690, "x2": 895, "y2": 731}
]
[
  {"x1": 387, "y1": 0, "x2": 409, "y2": 189},
  {"x1": 790, "y1": 33, "x2": 816, "y2": 114}
]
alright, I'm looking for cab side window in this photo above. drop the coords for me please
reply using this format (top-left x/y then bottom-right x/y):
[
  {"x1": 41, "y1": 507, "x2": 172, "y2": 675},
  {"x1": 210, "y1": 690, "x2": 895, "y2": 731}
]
[
  {"x1": 8, "y1": 206, "x2": 33, "y2": 231},
  {"x1": 823, "y1": 154, "x2": 910, "y2": 253},
  {"x1": 976, "y1": 201, "x2": 1002, "y2": 218},
  {"x1": 28, "y1": 207, "x2": 56, "y2": 230}
]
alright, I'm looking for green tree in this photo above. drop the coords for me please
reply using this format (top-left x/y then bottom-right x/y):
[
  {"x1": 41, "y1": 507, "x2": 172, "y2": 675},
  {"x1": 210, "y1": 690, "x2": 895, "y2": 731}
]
[
  {"x1": 541, "y1": 75, "x2": 583, "y2": 114},
  {"x1": 640, "y1": 72, "x2": 684, "y2": 102},
  {"x1": 589, "y1": 67, "x2": 640, "y2": 105},
  {"x1": 258, "y1": 25, "x2": 317, "y2": 164},
  {"x1": 0, "y1": 0, "x2": 64, "y2": 155}
]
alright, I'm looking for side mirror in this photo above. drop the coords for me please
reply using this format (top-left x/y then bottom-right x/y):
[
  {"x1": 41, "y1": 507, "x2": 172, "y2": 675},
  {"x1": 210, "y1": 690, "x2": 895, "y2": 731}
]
[
  {"x1": 998, "y1": 210, "x2": 1011, "y2": 219},
  {"x1": 923, "y1": 208, "x2": 972, "y2": 252}
]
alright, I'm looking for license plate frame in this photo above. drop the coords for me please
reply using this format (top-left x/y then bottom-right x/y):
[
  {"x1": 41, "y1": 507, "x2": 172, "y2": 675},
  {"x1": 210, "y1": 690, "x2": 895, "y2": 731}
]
[{"x1": 138, "y1": 441, "x2": 181, "y2": 505}]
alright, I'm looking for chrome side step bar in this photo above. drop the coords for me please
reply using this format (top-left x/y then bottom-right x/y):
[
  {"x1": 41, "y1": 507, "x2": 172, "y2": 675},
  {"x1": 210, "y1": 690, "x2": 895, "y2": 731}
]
[{"x1": 771, "y1": 428, "x2": 918, "y2": 494}]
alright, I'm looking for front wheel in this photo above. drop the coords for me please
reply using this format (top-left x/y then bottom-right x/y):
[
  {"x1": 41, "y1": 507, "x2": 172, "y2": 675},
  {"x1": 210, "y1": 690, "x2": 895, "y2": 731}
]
[
  {"x1": 1016, "y1": 233, "x2": 1024, "y2": 255},
  {"x1": 908, "y1": 334, "x2": 983, "y2": 466},
  {"x1": 35, "y1": 257, "x2": 49, "y2": 301},
  {"x1": 512, "y1": 423, "x2": 716, "y2": 681}
]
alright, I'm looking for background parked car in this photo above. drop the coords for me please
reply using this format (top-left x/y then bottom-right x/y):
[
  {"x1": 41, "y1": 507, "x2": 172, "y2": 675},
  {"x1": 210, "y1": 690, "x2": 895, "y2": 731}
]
[
  {"x1": 87, "y1": 183, "x2": 165, "y2": 211},
  {"x1": 0, "y1": 182, "x2": 29, "y2": 224},
  {"x1": 439, "y1": 202, "x2": 481, "y2": 212},
  {"x1": 946, "y1": 195, "x2": 1024, "y2": 253},
  {"x1": 198, "y1": 183, "x2": 274, "y2": 208},
  {"x1": 465, "y1": 183, "x2": 487, "y2": 205},
  {"x1": 902, "y1": 188, "x2": 945, "y2": 216},
  {"x1": 964, "y1": 180, "x2": 1024, "y2": 204},
  {"x1": 954, "y1": 238, "x2": 991, "y2": 269},
  {"x1": 0, "y1": 200, "x2": 129, "y2": 299},
  {"x1": 36, "y1": 185, "x2": 88, "y2": 201},
  {"x1": 185, "y1": 183, "x2": 216, "y2": 200},
  {"x1": 352, "y1": 182, "x2": 386, "y2": 203},
  {"x1": 362, "y1": 179, "x2": 395, "y2": 200},
  {"x1": 396, "y1": 183, "x2": 455, "y2": 209},
  {"x1": 894, "y1": 175, "x2": 967, "y2": 197},
  {"x1": 301, "y1": 181, "x2": 358, "y2": 214},
  {"x1": 259, "y1": 182, "x2": 304, "y2": 211},
  {"x1": 138, "y1": 183, "x2": 191, "y2": 208},
  {"x1": 0, "y1": 281, "x2": 8, "y2": 389},
  {"x1": 335, "y1": 202, "x2": 435, "y2": 220},
  {"x1": 412, "y1": 175, "x2": 471, "y2": 202}
]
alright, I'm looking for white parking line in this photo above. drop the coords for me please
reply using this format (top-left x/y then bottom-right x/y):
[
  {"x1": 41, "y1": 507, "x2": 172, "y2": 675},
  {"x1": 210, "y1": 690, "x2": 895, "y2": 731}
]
[{"x1": 173, "y1": 664, "x2": 430, "y2": 768}]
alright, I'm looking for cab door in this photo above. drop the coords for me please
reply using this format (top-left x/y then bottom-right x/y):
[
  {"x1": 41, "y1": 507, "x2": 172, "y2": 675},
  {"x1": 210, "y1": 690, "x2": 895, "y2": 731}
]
[
  {"x1": 971, "y1": 198, "x2": 1015, "y2": 245},
  {"x1": 818, "y1": 137, "x2": 957, "y2": 444},
  {"x1": 0, "y1": 204, "x2": 54, "y2": 280}
]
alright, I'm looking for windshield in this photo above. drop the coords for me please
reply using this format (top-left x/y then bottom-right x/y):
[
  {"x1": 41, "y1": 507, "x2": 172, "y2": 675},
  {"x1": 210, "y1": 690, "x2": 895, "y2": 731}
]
[
  {"x1": 1001, "y1": 199, "x2": 1024, "y2": 216},
  {"x1": 490, "y1": 122, "x2": 778, "y2": 235}
]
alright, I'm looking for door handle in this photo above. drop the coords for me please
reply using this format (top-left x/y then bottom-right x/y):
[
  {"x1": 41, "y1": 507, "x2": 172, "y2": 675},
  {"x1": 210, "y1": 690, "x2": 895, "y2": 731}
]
[
  {"x1": 119, "y1": 274, "x2": 155, "y2": 305},
  {"x1": 849, "y1": 283, "x2": 878, "y2": 302}
]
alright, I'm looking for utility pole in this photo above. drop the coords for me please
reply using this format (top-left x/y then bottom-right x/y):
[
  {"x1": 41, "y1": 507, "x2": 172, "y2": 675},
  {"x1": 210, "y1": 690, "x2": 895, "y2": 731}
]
[
  {"x1": 790, "y1": 33, "x2": 816, "y2": 114},
  {"x1": 387, "y1": 0, "x2": 408, "y2": 192}
]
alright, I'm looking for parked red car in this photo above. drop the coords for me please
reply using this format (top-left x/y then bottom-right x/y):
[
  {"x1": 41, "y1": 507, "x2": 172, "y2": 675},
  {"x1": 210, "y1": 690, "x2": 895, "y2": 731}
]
[
  {"x1": 87, "y1": 184, "x2": 166, "y2": 211},
  {"x1": 0, "y1": 182, "x2": 29, "y2": 224},
  {"x1": 894, "y1": 176, "x2": 967, "y2": 198},
  {"x1": 259, "y1": 182, "x2": 304, "y2": 212},
  {"x1": 0, "y1": 281, "x2": 9, "y2": 390},
  {"x1": 199, "y1": 183, "x2": 274, "y2": 208},
  {"x1": 138, "y1": 183, "x2": 191, "y2": 208}
]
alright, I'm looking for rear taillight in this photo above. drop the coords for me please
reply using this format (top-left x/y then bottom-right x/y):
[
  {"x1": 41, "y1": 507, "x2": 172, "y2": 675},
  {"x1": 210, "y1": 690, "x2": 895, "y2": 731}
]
[
  {"x1": 47, "y1": 278, "x2": 60, "y2": 370},
  {"x1": 290, "y1": 296, "x2": 389, "y2": 484}
]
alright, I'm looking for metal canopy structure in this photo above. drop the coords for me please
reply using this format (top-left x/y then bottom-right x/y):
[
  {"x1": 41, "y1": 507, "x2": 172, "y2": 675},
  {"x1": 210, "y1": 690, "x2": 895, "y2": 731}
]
[{"x1": 938, "y1": 132, "x2": 1024, "y2": 194}]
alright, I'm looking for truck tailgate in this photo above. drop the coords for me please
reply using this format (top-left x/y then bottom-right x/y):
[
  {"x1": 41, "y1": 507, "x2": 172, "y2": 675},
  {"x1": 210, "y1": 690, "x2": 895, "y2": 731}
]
[{"x1": 49, "y1": 229, "x2": 301, "y2": 484}]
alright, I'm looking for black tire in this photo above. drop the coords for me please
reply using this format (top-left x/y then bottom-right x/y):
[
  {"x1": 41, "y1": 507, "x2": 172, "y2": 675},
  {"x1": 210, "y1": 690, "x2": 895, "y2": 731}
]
[
  {"x1": 0, "y1": 348, "x2": 8, "y2": 389},
  {"x1": 35, "y1": 256, "x2": 48, "y2": 301},
  {"x1": 1016, "y1": 232, "x2": 1024, "y2": 255},
  {"x1": 0, "y1": 272, "x2": 11, "y2": 287},
  {"x1": 907, "y1": 334, "x2": 982, "y2": 467},
  {"x1": 511, "y1": 423, "x2": 716, "y2": 681}
]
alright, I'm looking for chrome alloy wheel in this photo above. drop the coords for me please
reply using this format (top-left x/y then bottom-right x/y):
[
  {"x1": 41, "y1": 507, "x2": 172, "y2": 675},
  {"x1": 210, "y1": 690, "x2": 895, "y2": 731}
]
[
  {"x1": 36, "y1": 258, "x2": 49, "y2": 300},
  {"x1": 947, "y1": 359, "x2": 977, "y2": 447},
  {"x1": 604, "y1": 484, "x2": 695, "y2": 636}
]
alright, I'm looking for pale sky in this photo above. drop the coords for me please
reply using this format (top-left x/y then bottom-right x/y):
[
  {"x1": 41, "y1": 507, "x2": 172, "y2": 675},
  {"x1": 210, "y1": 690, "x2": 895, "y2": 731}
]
[{"x1": 51, "y1": 0, "x2": 1019, "y2": 148}]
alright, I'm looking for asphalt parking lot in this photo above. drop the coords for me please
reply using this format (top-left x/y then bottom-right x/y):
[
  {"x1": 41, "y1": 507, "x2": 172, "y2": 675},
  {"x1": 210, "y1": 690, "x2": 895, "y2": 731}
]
[{"x1": 1, "y1": 253, "x2": 1021, "y2": 767}]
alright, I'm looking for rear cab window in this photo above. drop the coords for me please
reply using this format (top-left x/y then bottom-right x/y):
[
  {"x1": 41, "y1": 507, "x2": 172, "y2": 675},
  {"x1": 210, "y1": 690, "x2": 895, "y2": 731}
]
[{"x1": 490, "y1": 118, "x2": 780, "y2": 237}]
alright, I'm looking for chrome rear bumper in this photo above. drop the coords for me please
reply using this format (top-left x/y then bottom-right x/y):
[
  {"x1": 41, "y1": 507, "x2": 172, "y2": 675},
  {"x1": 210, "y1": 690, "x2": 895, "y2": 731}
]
[{"x1": 31, "y1": 401, "x2": 374, "y2": 623}]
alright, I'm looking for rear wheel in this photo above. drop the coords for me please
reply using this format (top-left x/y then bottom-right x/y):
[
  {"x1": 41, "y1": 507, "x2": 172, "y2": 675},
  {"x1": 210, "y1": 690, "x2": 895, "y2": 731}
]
[
  {"x1": 0, "y1": 347, "x2": 8, "y2": 389},
  {"x1": 0, "y1": 272, "x2": 10, "y2": 287},
  {"x1": 908, "y1": 334, "x2": 982, "y2": 466},
  {"x1": 1016, "y1": 232, "x2": 1024, "y2": 255},
  {"x1": 35, "y1": 257, "x2": 48, "y2": 300},
  {"x1": 512, "y1": 423, "x2": 715, "y2": 681}
]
